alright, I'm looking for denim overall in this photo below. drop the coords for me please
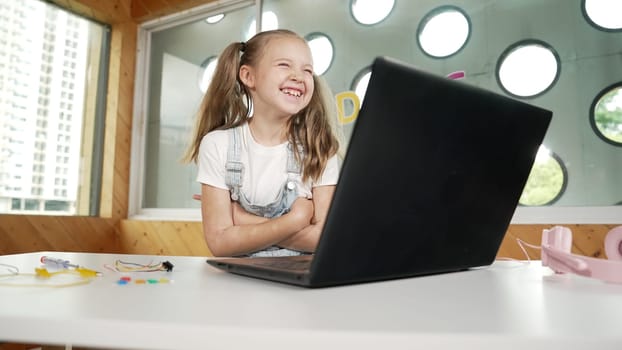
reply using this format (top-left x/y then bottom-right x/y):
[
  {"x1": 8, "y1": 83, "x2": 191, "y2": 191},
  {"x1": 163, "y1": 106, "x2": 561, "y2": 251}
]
[{"x1": 225, "y1": 127, "x2": 304, "y2": 257}]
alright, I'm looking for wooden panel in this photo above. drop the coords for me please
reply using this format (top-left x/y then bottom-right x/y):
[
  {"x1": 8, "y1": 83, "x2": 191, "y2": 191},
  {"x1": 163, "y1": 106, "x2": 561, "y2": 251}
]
[
  {"x1": 130, "y1": 0, "x2": 217, "y2": 22},
  {"x1": 117, "y1": 221, "x2": 621, "y2": 260},
  {"x1": 101, "y1": 20, "x2": 137, "y2": 219},
  {"x1": 119, "y1": 220, "x2": 211, "y2": 256},
  {"x1": 498, "y1": 224, "x2": 617, "y2": 260},
  {"x1": 0, "y1": 344, "x2": 41, "y2": 350},
  {"x1": 49, "y1": 0, "x2": 132, "y2": 24},
  {"x1": 0, "y1": 215, "x2": 119, "y2": 254}
]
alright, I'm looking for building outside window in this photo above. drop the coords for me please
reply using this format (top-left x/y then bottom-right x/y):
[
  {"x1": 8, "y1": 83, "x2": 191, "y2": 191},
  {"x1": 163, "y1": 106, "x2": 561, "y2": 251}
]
[{"x1": 0, "y1": 0, "x2": 109, "y2": 216}]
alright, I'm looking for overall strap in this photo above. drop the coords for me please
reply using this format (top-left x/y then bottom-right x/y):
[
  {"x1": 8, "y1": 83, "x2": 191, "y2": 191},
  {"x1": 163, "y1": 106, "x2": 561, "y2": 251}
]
[
  {"x1": 285, "y1": 143, "x2": 302, "y2": 190},
  {"x1": 225, "y1": 127, "x2": 244, "y2": 201}
]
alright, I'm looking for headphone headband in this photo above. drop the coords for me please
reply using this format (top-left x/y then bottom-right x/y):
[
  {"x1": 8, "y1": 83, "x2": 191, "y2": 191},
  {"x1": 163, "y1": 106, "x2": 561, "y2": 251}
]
[{"x1": 541, "y1": 225, "x2": 622, "y2": 283}]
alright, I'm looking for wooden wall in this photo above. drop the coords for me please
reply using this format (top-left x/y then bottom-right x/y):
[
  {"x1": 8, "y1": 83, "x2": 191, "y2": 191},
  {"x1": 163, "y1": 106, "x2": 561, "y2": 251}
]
[
  {"x1": 119, "y1": 220, "x2": 210, "y2": 255},
  {"x1": 0, "y1": 0, "x2": 619, "y2": 261},
  {"x1": 119, "y1": 221, "x2": 618, "y2": 260}
]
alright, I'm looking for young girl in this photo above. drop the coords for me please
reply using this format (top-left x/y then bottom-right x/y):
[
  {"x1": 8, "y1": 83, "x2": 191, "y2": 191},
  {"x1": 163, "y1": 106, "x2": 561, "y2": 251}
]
[{"x1": 184, "y1": 29, "x2": 342, "y2": 257}]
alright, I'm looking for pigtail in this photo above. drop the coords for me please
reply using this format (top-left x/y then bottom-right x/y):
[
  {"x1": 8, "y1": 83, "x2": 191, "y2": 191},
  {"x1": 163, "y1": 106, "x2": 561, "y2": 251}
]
[
  {"x1": 289, "y1": 75, "x2": 341, "y2": 182},
  {"x1": 316, "y1": 75, "x2": 346, "y2": 160},
  {"x1": 182, "y1": 42, "x2": 250, "y2": 163}
]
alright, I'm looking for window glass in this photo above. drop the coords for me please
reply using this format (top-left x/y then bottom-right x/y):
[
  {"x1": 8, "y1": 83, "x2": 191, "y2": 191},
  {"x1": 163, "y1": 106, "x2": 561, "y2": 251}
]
[
  {"x1": 497, "y1": 41, "x2": 560, "y2": 98},
  {"x1": 583, "y1": 0, "x2": 622, "y2": 31},
  {"x1": 591, "y1": 84, "x2": 622, "y2": 145},
  {"x1": 519, "y1": 147, "x2": 567, "y2": 206},
  {"x1": 198, "y1": 56, "x2": 218, "y2": 93},
  {"x1": 305, "y1": 33, "x2": 334, "y2": 76},
  {"x1": 141, "y1": 3, "x2": 256, "y2": 210},
  {"x1": 245, "y1": 11, "x2": 278, "y2": 40},
  {"x1": 350, "y1": 0, "x2": 395, "y2": 25},
  {"x1": 417, "y1": 6, "x2": 470, "y2": 58},
  {"x1": 0, "y1": 0, "x2": 109, "y2": 216},
  {"x1": 351, "y1": 68, "x2": 371, "y2": 103}
]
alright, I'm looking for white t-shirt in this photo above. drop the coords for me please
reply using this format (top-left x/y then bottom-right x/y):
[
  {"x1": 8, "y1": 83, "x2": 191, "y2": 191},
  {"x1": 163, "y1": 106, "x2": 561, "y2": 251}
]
[{"x1": 197, "y1": 123, "x2": 340, "y2": 206}]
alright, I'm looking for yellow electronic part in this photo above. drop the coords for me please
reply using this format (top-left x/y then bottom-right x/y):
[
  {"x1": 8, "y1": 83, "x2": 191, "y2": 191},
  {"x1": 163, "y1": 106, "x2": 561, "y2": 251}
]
[
  {"x1": 76, "y1": 267, "x2": 99, "y2": 278},
  {"x1": 35, "y1": 267, "x2": 100, "y2": 279},
  {"x1": 35, "y1": 267, "x2": 52, "y2": 278}
]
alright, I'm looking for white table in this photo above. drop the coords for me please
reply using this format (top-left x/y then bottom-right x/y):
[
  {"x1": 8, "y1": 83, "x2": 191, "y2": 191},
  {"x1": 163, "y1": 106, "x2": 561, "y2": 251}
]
[{"x1": 1, "y1": 251, "x2": 621, "y2": 350}]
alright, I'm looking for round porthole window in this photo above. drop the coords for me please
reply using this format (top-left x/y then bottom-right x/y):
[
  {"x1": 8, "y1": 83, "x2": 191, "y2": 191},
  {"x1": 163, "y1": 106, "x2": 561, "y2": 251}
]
[
  {"x1": 590, "y1": 83, "x2": 622, "y2": 146},
  {"x1": 197, "y1": 56, "x2": 218, "y2": 93},
  {"x1": 305, "y1": 33, "x2": 334, "y2": 76},
  {"x1": 350, "y1": 0, "x2": 395, "y2": 25},
  {"x1": 417, "y1": 6, "x2": 470, "y2": 58},
  {"x1": 351, "y1": 67, "x2": 372, "y2": 103},
  {"x1": 582, "y1": 0, "x2": 622, "y2": 31},
  {"x1": 245, "y1": 11, "x2": 278, "y2": 40},
  {"x1": 519, "y1": 146, "x2": 567, "y2": 206},
  {"x1": 497, "y1": 40, "x2": 560, "y2": 98}
]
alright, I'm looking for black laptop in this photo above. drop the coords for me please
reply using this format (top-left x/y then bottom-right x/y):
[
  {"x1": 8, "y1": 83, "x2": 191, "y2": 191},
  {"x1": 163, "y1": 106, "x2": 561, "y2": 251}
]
[{"x1": 206, "y1": 56, "x2": 552, "y2": 288}]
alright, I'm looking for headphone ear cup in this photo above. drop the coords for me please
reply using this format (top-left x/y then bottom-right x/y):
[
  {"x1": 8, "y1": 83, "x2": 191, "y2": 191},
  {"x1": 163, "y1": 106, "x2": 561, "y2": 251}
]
[
  {"x1": 542, "y1": 225, "x2": 572, "y2": 253},
  {"x1": 604, "y1": 226, "x2": 622, "y2": 261},
  {"x1": 541, "y1": 226, "x2": 575, "y2": 272}
]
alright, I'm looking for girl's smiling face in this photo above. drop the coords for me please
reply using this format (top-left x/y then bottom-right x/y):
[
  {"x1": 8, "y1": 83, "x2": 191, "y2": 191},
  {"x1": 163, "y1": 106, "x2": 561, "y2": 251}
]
[{"x1": 240, "y1": 35, "x2": 315, "y2": 120}]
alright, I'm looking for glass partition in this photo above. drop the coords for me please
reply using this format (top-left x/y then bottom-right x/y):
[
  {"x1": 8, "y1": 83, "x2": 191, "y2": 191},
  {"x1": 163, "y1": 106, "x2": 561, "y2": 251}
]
[{"x1": 133, "y1": 0, "x2": 622, "y2": 222}]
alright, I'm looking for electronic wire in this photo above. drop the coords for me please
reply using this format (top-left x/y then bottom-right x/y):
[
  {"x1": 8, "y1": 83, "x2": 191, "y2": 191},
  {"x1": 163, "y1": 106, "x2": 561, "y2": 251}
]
[
  {"x1": 0, "y1": 271, "x2": 93, "y2": 288},
  {"x1": 107, "y1": 259, "x2": 174, "y2": 273}
]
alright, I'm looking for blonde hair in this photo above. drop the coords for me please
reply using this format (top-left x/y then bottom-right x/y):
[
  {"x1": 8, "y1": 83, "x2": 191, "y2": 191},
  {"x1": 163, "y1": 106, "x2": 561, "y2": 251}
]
[{"x1": 183, "y1": 29, "x2": 341, "y2": 182}]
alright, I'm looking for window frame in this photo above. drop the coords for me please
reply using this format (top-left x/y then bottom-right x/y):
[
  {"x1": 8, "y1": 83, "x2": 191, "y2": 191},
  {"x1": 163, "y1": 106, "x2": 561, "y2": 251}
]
[
  {"x1": 304, "y1": 32, "x2": 335, "y2": 76},
  {"x1": 581, "y1": 0, "x2": 622, "y2": 32},
  {"x1": 416, "y1": 5, "x2": 471, "y2": 59},
  {"x1": 349, "y1": 0, "x2": 395, "y2": 26},
  {"x1": 495, "y1": 39, "x2": 561, "y2": 99},
  {"x1": 129, "y1": 0, "x2": 256, "y2": 221},
  {"x1": 589, "y1": 82, "x2": 622, "y2": 147},
  {"x1": 518, "y1": 150, "x2": 568, "y2": 207}
]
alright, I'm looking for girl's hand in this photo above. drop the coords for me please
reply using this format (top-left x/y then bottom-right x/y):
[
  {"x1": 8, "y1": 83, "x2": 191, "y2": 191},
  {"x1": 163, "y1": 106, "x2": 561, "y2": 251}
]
[
  {"x1": 277, "y1": 185, "x2": 335, "y2": 253},
  {"x1": 287, "y1": 197, "x2": 314, "y2": 231}
]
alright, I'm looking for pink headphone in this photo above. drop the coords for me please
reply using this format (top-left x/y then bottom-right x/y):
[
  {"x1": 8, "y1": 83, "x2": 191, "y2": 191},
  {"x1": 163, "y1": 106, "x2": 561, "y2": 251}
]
[{"x1": 541, "y1": 225, "x2": 622, "y2": 283}]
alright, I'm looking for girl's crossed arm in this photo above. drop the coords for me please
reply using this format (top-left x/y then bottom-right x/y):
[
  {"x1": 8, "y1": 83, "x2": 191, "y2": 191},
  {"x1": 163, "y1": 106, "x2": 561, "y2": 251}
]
[{"x1": 200, "y1": 183, "x2": 313, "y2": 257}]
